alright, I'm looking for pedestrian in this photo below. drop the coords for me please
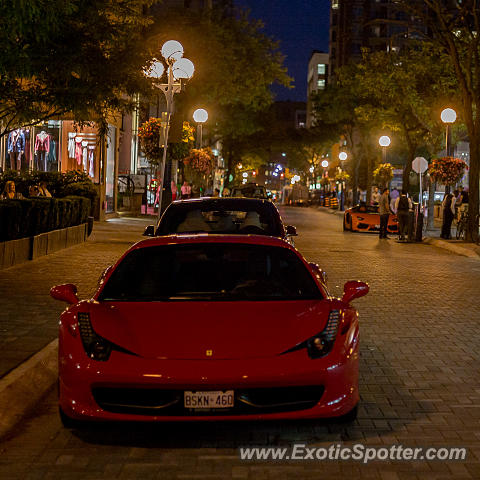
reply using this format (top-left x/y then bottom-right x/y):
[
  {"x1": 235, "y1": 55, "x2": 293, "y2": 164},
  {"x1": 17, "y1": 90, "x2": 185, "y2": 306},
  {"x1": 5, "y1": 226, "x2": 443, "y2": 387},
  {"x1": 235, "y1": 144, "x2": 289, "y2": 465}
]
[
  {"x1": 1, "y1": 180, "x2": 24, "y2": 200},
  {"x1": 171, "y1": 181, "x2": 178, "y2": 201},
  {"x1": 371, "y1": 187, "x2": 381, "y2": 206},
  {"x1": 38, "y1": 181, "x2": 52, "y2": 197},
  {"x1": 378, "y1": 187, "x2": 391, "y2": 239},
  {"x1": 28, "y1": 184, "x2": 40, "y2": 197},
  {"x1": 394, "y1": 189, "x2": 413, "y2": 241},
  {"x1": 212, "y1": 188, "x2": 220, "y2": 197},
  {"x1": 440, "y1": 191, "x2": 456, "y2": 239},
  {"x1": 181, "y1": 181, "x2": 192, "y2": 199}
]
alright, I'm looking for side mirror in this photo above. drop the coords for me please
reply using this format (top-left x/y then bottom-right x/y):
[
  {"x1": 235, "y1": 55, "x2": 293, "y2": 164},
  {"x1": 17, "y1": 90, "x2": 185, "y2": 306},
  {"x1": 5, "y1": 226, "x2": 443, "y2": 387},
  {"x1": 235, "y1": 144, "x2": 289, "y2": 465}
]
[
  {"x1": 285, "y1": 225, "x2": 297, "y2": 236},
  {"x1": 309, "y1": 262, "x2": 328, "y2": 285},
  {"x1": 143, "y1": 225, "x2": 155, "y2": 237},
  {"x1": 342, "y1": 281, "x2": 369, "y2": 304},
  {"x1": 50, "y1": 284, "x2": 79, "y2": 305}
]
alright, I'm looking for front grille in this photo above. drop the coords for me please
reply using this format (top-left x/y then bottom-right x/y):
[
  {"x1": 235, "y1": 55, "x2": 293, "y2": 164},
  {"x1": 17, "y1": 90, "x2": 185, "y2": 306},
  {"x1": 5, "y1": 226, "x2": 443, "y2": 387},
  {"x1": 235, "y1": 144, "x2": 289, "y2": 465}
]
[{"x1": 92, "y1": 385, "x2": 324, "y2": 416}]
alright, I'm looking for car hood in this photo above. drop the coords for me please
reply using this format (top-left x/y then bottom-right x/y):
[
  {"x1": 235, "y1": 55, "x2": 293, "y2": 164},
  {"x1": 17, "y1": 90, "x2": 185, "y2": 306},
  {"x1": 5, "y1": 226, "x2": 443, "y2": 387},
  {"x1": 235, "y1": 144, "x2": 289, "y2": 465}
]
[{"x1": 88, "y1": 301, "x2": 331, "y2": 360}]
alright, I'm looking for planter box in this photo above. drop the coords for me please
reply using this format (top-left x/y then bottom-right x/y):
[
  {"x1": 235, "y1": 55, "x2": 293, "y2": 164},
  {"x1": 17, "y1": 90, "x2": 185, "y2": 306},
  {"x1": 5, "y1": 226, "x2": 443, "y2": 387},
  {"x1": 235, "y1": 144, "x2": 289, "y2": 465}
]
[{"x1": 0, "y1": 223, "x2": 88, "y2": 270}]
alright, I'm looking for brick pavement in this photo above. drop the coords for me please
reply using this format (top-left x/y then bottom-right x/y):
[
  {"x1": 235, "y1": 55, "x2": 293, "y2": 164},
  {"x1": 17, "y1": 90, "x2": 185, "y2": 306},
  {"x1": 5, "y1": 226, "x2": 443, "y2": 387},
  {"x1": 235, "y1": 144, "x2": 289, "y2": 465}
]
[
  {"x1": 0, "y1": 217, "x2": 152, "y2": 377},
  {"x1": 0, "y1": 207, "x2": 479, "y2": 479}
]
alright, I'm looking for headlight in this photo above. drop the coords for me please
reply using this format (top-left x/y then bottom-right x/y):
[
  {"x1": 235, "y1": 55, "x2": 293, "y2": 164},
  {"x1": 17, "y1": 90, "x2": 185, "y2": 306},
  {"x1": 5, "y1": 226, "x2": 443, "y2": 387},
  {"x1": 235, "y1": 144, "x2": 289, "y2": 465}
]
[
  {"x1": 77, "y1": 313, "x2": 136, "y2": 361},
  {"x1": 306, "y1": 310, "x2": 341, "y2": 358},
  {"x1": 281, "y1": 310, "x2": 341, "y2": 359}
]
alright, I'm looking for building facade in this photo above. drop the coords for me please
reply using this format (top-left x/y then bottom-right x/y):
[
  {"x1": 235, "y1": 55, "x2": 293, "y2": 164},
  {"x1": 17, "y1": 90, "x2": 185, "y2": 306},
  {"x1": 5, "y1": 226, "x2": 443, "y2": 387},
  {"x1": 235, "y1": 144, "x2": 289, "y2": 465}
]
[
  {"x1": 329, "y1": 0, "x2": 421, "y2": 82},
  {"x1": 306, "y1": 51, "x2": 329, "y2": 128}
]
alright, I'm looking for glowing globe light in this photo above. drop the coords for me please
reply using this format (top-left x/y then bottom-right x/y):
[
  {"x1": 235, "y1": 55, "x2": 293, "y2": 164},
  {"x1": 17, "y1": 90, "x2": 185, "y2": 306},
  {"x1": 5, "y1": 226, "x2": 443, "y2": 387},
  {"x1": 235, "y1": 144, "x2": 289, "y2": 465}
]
[
  {"x1": 161, "y1": 40, "x2": 184, "y2": 62},
  {"x1": 379, "y1": 135, "x2": 391, "y2": 147},
  {"x1": 321, "y1": 160, "x2": 329, "y2": 168},
  {"x1": 441, "y1": 108, "x2": 457, "y2": 124},
  {"x1": 146, "y1": 60, "x2": 165, "y2": 79},
  {"x1": 171, "y1": 58, "x2": 195, "y2": 80},
  {"x1": 339, "y1": 152, "x2": 348, "y2": 161},
  {"x1": 193, "y1": 108, "x2": 208, "y2": 123}
]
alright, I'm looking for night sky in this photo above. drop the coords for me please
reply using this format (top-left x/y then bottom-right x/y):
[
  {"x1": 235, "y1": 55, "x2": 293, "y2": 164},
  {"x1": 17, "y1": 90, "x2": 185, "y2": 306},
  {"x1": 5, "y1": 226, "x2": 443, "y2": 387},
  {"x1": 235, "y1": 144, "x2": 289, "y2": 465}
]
[{"x1": 235, "y1": 0, "x2": 331, "y2": 103}]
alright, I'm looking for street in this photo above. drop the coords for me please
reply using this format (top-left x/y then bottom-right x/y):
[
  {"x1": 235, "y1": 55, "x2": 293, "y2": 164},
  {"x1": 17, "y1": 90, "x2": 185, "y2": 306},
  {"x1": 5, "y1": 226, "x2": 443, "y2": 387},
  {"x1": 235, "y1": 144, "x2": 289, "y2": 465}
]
[{"x1": 1, "y1": 207, "x2": 480, "y2": 479}]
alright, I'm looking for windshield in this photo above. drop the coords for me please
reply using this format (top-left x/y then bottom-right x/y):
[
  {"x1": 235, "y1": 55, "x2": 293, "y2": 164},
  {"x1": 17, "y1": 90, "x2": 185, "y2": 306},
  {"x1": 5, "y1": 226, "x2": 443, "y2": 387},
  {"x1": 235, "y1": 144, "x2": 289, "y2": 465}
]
[
  {"x1": 156, "y1": 201, "x2": 283, "y2": 237},
  {"x1": 356, "y1": 205, "x2": 379, "y2": 214},
  {"x1": 232, "y1": 186, "x2": 267, "y2": 198},
  {"x1": 99, "y1": 244, "x2": 322, "y2": 302}
]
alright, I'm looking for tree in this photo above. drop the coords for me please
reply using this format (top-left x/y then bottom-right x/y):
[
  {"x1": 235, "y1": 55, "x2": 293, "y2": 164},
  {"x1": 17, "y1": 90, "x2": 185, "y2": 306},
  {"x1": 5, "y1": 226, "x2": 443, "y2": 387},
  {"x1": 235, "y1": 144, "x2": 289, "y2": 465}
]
[
  {"x1": 396, "y1": 0, "x2": 480, "y2": 241},
  {"x1": 147, "y1": 6, "x2": 291, "y2": 185},
  {"x1": 0, "y1": 0, "x2": 156, "y2": 137},
  {"x1": 353, "y1": 45, "x2": 454, "y2": 191},
  {"x1": 312, "y1": 64, "x2": 381, "y2": 203}
]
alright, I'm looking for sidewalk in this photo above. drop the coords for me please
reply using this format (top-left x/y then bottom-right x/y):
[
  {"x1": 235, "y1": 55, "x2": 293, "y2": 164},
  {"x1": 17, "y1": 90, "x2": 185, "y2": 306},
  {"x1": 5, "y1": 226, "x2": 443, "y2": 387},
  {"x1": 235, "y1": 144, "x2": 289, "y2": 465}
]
[
  {"x1": 0, "y1": 217, "x2": 151, "y2": 437},
  {"x1": 316, "y1": 206, "x2": 480, "y2": 260}
]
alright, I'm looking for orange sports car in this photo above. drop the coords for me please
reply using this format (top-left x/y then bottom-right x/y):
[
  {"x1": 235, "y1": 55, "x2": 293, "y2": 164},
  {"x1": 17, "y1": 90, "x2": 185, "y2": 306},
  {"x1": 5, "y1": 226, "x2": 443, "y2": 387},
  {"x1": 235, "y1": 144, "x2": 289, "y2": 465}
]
[{"x1": 343, "y1": 204, "x2": 398, "y2": 233}]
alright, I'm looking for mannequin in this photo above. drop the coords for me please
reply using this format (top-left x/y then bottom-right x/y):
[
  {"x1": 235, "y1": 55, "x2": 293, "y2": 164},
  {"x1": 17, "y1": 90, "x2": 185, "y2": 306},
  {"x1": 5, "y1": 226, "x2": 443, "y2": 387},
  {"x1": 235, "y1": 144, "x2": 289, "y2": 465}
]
[
  {"x1": 7, "y1": 129, "x2": 25, "y2": 170},
  {"x1": 35, "y1": 130, "x2": 50, "y2": 171},
  {"x1": 82, "y1": 140, "x2": 89, "y2": 172},
  {"x1": 88, "y1": 145, "x2": 95, "y2": 178},
  {"x1": 75, "y1": 137, "x2": 83, "y2": 165}
]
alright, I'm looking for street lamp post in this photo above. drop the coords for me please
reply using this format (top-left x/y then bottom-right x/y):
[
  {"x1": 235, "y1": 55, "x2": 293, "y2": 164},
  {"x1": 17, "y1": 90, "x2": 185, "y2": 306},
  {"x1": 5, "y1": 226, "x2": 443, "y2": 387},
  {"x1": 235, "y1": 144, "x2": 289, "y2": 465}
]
[
  {"x1": 378, "y1": 135, "x2": 391, "y2": 163},
  {"x1": 321, "y1": 159, "x2": 329, "y2": 205},
  {"x1": 147, "y1": 40, "x2": 194, "y2": 221},
  {"x1": 441, "y1": 108, "x2": 456, "y2": 157},
  {"x1": 193, "y1": 108, "x2": 208, "y2": 148},
  {"x1": 339, "y1": 151, "x2": 348, "y2": 211},
  {"x1": 441, "y1": 108, "x2": 456, "y2": 195}
]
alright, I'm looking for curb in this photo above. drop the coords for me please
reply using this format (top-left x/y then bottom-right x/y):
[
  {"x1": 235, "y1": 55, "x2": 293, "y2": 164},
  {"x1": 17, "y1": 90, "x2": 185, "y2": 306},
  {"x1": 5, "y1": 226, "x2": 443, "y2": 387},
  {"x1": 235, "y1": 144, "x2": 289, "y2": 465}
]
[
  {"x1": 423, "y1": 237, "x2": 480, "y2": 259},
  {"x1": 0, "y1": 339, "x2": 58, "y2": 440}
]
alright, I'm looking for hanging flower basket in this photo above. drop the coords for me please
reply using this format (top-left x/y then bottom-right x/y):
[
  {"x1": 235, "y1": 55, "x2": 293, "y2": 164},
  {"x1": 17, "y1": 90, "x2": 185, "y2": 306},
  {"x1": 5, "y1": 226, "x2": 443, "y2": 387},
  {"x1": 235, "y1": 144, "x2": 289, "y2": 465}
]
[
  {"x1": 183, "y1": 147, "x2": 214, "y2": 174},
  {"x1": 138, "y1": 117, "x2": 165, "y2": 165},
  {"x1": 429, "y1": 156, "x2": 468, "y2": 186},
  {"x1": 373, "y1": 163, "x2": 394, "y2": 187}
]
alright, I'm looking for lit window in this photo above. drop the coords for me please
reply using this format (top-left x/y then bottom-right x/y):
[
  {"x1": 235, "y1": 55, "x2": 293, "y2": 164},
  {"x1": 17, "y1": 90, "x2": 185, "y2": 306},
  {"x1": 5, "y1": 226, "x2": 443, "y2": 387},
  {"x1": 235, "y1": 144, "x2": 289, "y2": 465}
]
[
  {"x1": 317, "y1": 79, "x2": 326, "y2": 89},
  {"x1": 332, "y1": 0, "x2": 339, "y2": 9},
  {"x1": 318, "y1": 64, "x2": 326, "y2": 75}
]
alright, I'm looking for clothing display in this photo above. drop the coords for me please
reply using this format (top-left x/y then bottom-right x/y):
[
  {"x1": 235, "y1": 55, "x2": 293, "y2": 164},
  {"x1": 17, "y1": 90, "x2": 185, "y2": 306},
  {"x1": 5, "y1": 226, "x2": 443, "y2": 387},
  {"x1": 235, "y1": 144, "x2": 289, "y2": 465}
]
[
  {"x1": 7, "y1": 129, "x2": 26, "y2": 154},
  {"x1": 74, "y1": 137, "x2": 83, "y2": 165},
  {"x1": 35, "y1": 131, "x2": 50, "y2": 154},
  {"x1": 68, "y1": 132, "x2": 76, "y2": 158},
  {"x1": 88, "y1": 145, "x2": 95, "y2": 178},
  {"x1": 35, "y1": 131, "x2": 52, "y2": 171},
  {"x1": 82, "y1": 141, "x2": 88, "y2": 171},
  {"x1": 47, "y1": 139, "x2": 57, "y2": 170}
]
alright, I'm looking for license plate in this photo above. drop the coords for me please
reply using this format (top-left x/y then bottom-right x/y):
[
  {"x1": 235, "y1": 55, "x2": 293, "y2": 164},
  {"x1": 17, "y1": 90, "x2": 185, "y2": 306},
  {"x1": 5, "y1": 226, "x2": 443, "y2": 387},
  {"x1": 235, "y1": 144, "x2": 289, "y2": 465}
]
[
  {"x1": 184, "y1": 390, "x2": 234, "y2": 409},
  {"x1": 375, "y1": 224, "x2": 380, "y2": 228}
]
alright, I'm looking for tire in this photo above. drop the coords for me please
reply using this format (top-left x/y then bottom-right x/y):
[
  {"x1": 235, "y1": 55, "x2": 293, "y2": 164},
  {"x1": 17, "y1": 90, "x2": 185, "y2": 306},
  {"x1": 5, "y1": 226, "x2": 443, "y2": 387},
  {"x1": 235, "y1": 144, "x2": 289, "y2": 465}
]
[{"x1": 336, "y1": 404, "x2": 358, "y2": 423}]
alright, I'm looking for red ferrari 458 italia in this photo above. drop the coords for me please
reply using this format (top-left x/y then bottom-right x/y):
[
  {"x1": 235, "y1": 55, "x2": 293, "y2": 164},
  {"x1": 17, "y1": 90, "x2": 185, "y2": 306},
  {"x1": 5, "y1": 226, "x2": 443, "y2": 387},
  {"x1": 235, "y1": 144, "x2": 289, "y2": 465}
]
[
  {"x1": 51, "y1": 235, "x2": 369, "y2": 426},
  {"x1": 344, "y1": 204, "x2": 398, "y2": 233}
]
